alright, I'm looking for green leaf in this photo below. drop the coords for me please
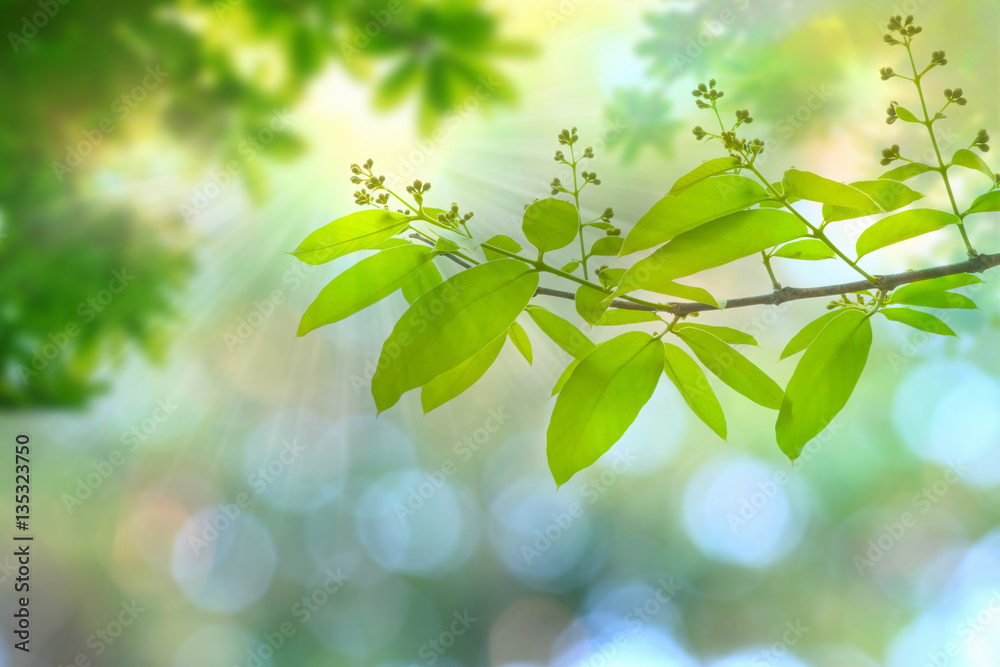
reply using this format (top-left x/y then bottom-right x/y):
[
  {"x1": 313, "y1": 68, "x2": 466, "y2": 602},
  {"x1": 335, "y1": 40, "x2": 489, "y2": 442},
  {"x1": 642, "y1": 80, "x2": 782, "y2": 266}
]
[
  {"x1": 892, "y1": 104, "x2": 921, "y2": 123},
  {"x1": 590, "y1": 236, "x2": 624, "y2": 256},
  {"x1": 420, "y1": 334, "x2": 506, "y2": 413},
  {"x1": 662, "y1": 343, "x2": 726, "y2": 440},
  {"x1": 402, "y1": 262, "x2": 444, "y2": 305},
  {"x1": 560, "y1": 261, "x2": 581, "y2": 273},
  {"x1": 880, "y1": 308, "x2": 957, "y2": 336},
  {"x1": 888, "y1": 291, "x2": 977, "y2": 309},
  {"x1": 669, "y1": 157, "x2": 742, "y2": 195},
  {"x1": 433, "y1": 237, "x2": 462, "y2": 253},
  {"x1": 483, "y1": 234, "x2": 523, "y2": 261},
  {"x1": 597, "y1": 268, "x2": 626, "y2": 290},
  {"x1": 552, "y1": 358, "x2": 580, "y2": 396},
  {"x1": 773, "y1": 239, "x2": 837, "y2": 261},
  {"x1": 547, "y1": 332, "x2": 664, "y2": 486},
  {"x1": 823, "y1": 179, "x2": 924, "y2": 222},
  {"x1": 576, "y1": 285, "x2": 613, "y2": 325},
  {"x1": 880, "y1": 162, "x2": 936, "y2": 182},
  {"x1": 372, "y1": 259, "x2": 539, "y2": 412},
  {"x1": 965, "y1": 190, "x2": 1000, "y2": 216},
  {"x1": 783, "y1": 169, "x2": 880, "y2": 210},
  {"x1": 621, "y1": 175, "x2": 769, "y2": 255},
  {"x1": 888, "y1": 274, "x2": 982, "y2": 304},
  {"x1": 674, "y1": 323, "x2": 757, "y2": 346},
  {"x1": 674, "y1": 328, "x2": 783, "y2": 409},
  {"x1": 372, "y1": 238, "x2": 412, "y2": 250},
  {"x1": 950, "y1": 148, "x2": 997, "y2": 185},
  {"x1": 625, "y1": 278, "x2": 719, "y2": 308},
  {"x1": 850, "y1": 179, "x2": 925, "y2": 211},
  {"x1": 297, "y1": 245, "x2": 434, "y2": 336},
  {"x1": 776, "y1": 310, "x2": 873, "y2": 459},
  {"x1": 758, "y1": 181, "x2": 794, "y2": 208},
  {"x1": 594, "y1": 309, "x2": 661, "y2": 326},
  {"x1": 616, "y1": 209, "x2": 806, "y2": 294},
  {"x1": 855, "y1": 209, "x2": 959, "y2": 258},
  {"x1": 292, "y1": 210, "x2": 411, "y2": 265},
  {"x1": 508, "y1": 321, "x2": 533, "y2": 364},
  {"x1": 779, "y1": 311, "x2": 842, "y2": 360},
  {"x1": 522, "y1": 198, "x2": 579, "y2": 254},
  {"x1": 525, "y1": 306, "x2": 595, "y2": 358}
]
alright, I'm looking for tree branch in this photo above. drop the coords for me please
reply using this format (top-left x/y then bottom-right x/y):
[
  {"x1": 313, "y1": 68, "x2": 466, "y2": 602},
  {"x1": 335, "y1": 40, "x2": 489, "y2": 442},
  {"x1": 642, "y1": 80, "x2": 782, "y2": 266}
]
[{"x1": 411, "y1": 233, "x2": 999, "y2": 315}]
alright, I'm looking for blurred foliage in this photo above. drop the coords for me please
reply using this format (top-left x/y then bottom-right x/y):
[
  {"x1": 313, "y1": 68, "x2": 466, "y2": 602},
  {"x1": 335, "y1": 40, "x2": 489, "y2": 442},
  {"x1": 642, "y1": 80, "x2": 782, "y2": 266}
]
[
  {"x1": 609, "y1": 0, "x2": 999, "y2": 163},
  {"x1": 0, "y1": 0, "x2": 531, "y2": 407}
]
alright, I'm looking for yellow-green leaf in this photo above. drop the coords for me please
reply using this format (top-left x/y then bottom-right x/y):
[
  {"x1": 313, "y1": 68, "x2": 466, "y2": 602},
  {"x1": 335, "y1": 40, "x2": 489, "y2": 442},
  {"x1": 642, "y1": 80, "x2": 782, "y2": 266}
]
[
  {"x1": 421, "y1": 334, "x2": 506, "y2": 412},
  {"x1": 402, "y1": 262, "x2": 444, "y2": 304},
  {"x1": 616, "y1": 209, "x2": 806, "y2": 295},
  {"x1": 525, "y1": 306, "x2": 595, "y2": 359},
  {"x1": 855, "y1": 209, "x2": 959, "y2": 258},
  {"x1": 292, "y1": 210, "x2": 410, "y2": 265},
  {"x1": 773, "y1": 239, "x2": 837, "y2": 261},
  {"x1": 776, "y1": 310, "x2": 873, "y2": 459},
  {"x1": 662, "y1": 342, "x2": 726, "y2": 440},
  {"x1": 880, "y1": 308, "x2": 957, "y2": 337},
  {"x1": 621, "y1": 175, "x2": 769, "y2": 255},
  {"x1": 576, "y1": 285, "x2": 613, "y2": 325},
  {"x1": 547, "y1": 332, "x2": 664, "y2": 486},
  {"x1": 298, "y1": 245, "x2": 434, "y2": 336},
  {"x1": 483, "y1": 234, "x2": 523, "y2": 261},
  {"x1": 668, "y1": 156, "x2": 742, "y2": 195},
  {"x1": 522, "y1": 198, "x2": 579, "y2": 254},
  {"x1": 372, "y1": 259, "x2": 538, "y2": 412},
  {"x1": 779, "y1": 311, "x2": 842, "y2": 360},
  {"x1": 965, "y1": 190, "x2": 1000, "y2": 216},
  {"x1": 950, "y1": 148, "x2": 996, "y2": 185},
  {"x1": 674, "y1": 323, "x2": 757, "y2": 346},
  {"x1": 879, "y1": 162, "x2": 935, "y2": 182},
  {"x1": 783, "y1": 169, "x2": 879, "y2": 210},
  {"x1": 674, "y1": 327, "x2": 783, "y2": 409},
  {"x1": 508, "y1": 321, "x2": 532, "y2": 364}
]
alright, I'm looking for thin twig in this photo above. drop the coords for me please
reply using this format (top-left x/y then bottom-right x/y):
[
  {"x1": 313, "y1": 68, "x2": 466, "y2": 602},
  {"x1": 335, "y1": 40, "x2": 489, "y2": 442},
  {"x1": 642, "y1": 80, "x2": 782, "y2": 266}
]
[{"x1": 409, "y1": 234, "x2": 999, "y2": 315}]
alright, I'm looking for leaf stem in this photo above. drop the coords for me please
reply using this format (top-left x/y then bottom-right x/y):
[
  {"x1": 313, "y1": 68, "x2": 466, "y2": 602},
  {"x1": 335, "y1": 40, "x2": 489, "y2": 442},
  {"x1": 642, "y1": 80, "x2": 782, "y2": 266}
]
[
  {"x1": 569, "y1": 144, "x2": 589, "y2": 278},
  {"x1": 904, "y1": 37, "x2": 977, "y2": 257},
  {"x1": 761, "y1": 251, "x2": 782, "y2": 290},
  {"x1": 743, "y1": 164, "x2": 878, "y2": 283}
]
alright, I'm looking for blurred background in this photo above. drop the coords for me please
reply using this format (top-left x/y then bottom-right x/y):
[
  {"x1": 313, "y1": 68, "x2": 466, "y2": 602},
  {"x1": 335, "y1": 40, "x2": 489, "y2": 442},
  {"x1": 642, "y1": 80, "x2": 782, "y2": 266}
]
[{"x1": 1, "y1": 0, "x2": 999, "y2": 665}]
